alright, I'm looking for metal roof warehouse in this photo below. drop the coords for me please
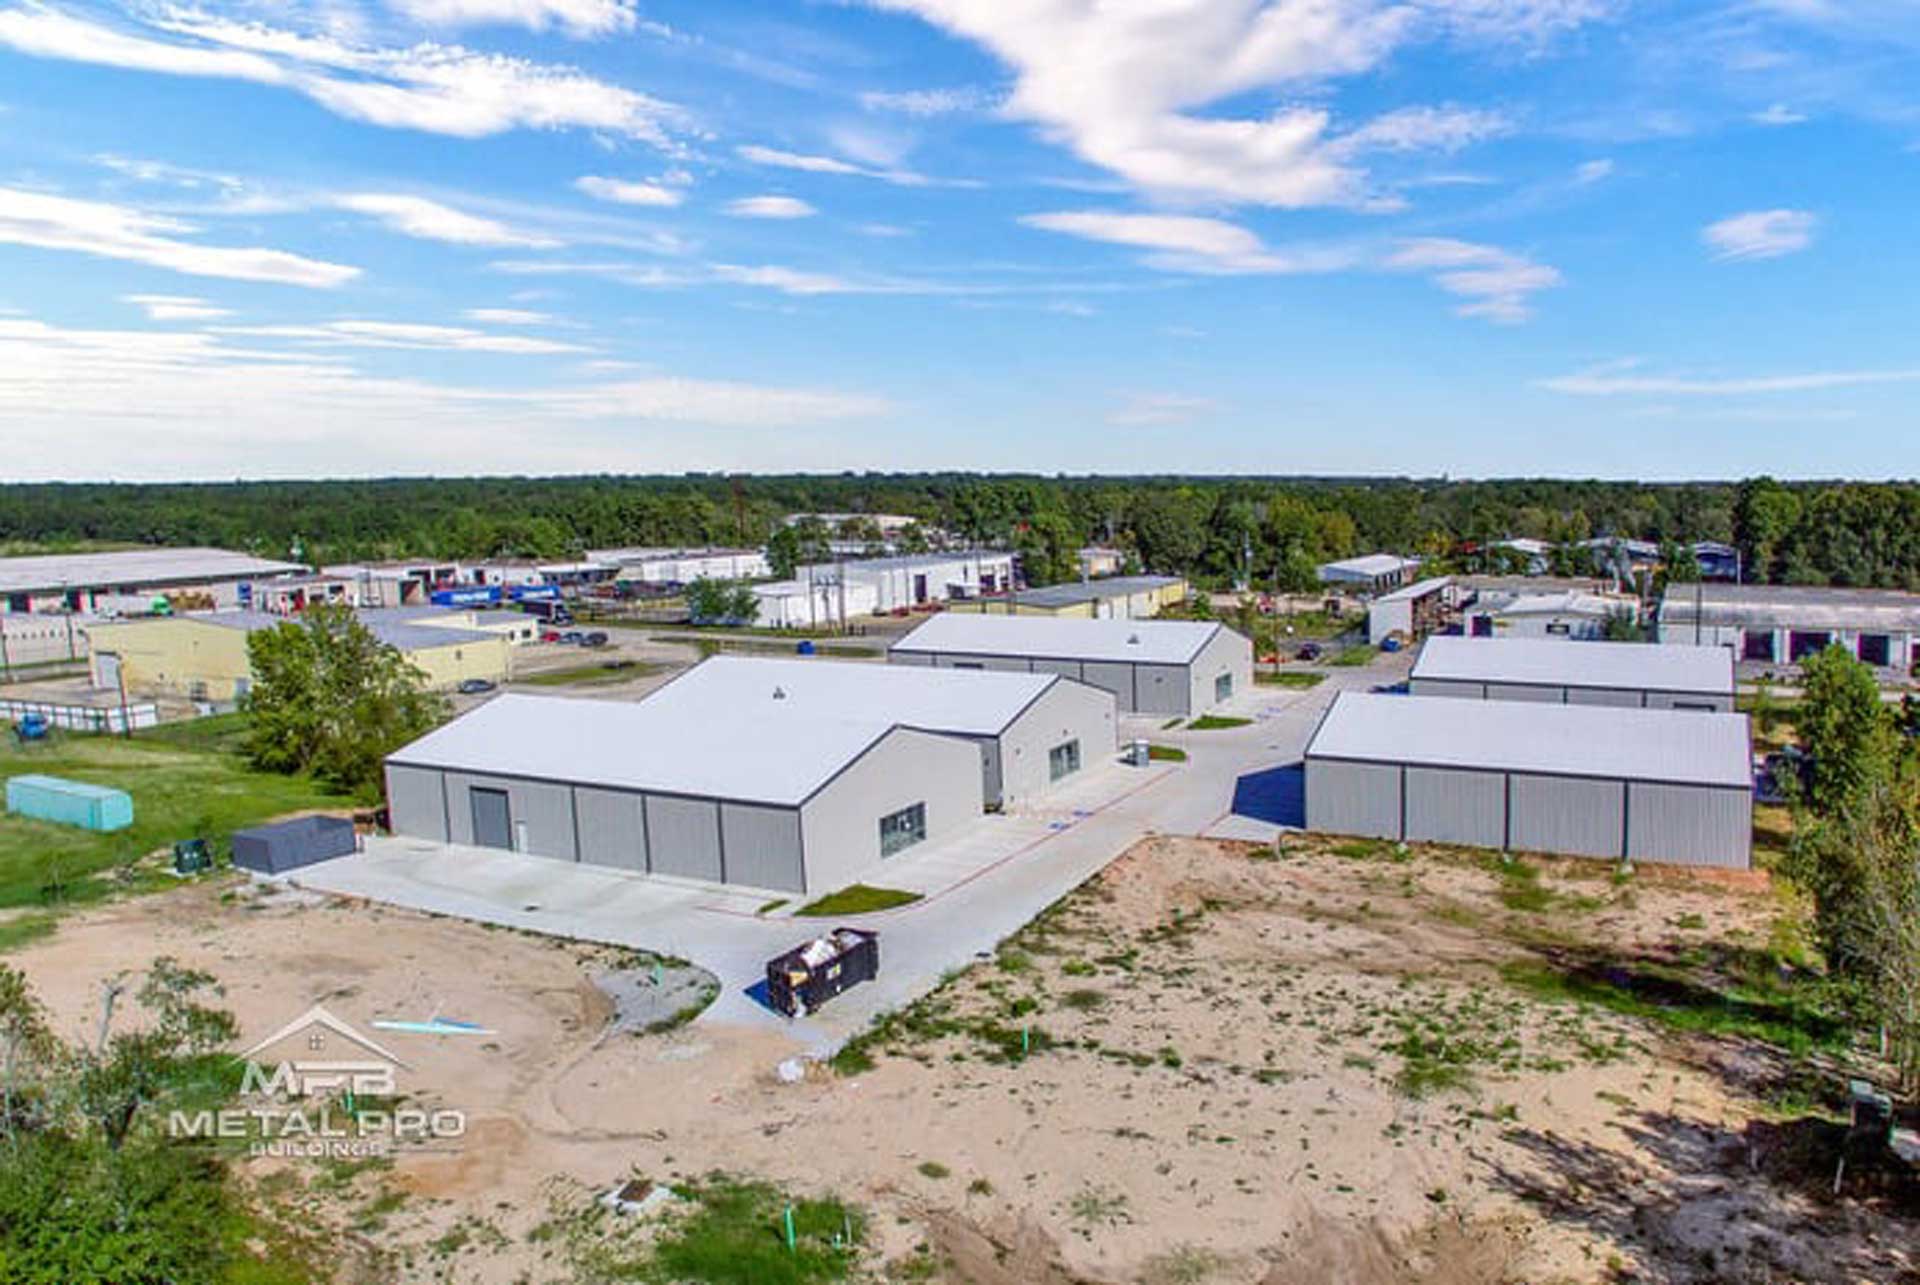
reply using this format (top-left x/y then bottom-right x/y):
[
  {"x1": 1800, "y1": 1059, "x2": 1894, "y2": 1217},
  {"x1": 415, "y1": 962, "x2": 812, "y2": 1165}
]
[
  {"x1": 1303, "y1": 691, "x2": 1752, "y2": 868},
  {"x1": 1409, "y1": 635, "x2": 1736, "y2": 710},
  {"x1": 0, "y1": 546, "x2": 304, "y2": 613},
  {"x1": 1659, "y1": 583, "x2": 1920, "y2": 670}
]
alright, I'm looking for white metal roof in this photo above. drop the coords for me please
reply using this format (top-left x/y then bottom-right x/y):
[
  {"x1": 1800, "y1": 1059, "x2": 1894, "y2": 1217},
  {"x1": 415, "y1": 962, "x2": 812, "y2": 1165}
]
[
  {"x1": 1374, "y1": 575, "x2": 1453, "y2": 604},
  {"x1": 1413, "y1": 634, "x2": 1732, "y2": 695},
  {"x1": 0, "y1": 547, "x2": 303, "y2": 594},
  {"x1": 1306, "y1": 691, "x2": 1751, "y2": 788},
  {"x1": 386, "y1": 692, "x2": 905, "y2": 806},
  {"x1": 1660, "y1": 583, "x2": 1920, "y2": 632},
  {"x1": 890, "y1": 613, "x2": 1225, "y2": 665},
  {"x1": 1319, "y1": 553, "x2": 1418, "y2": 579},
  {"x1": 643, "y1": 655, "x2": 1071, "y2": 737}
]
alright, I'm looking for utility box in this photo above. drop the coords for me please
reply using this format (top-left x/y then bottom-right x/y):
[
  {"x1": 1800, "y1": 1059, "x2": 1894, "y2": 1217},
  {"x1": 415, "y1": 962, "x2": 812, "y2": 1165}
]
[
  {"x1": 231, "y1": 815, "x2": 359, "y2": 874},
  {"x1": 765, "y1": 928, "x2": 879, "y2": 1018},
  {"x1": 5, "y1": 774, "x2": 134, "y2": 832}
]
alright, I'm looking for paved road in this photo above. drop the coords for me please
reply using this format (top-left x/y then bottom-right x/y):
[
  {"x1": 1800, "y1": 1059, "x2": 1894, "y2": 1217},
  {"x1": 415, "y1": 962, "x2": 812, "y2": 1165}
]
[{"x1": 290, "y1": 656, "x2": 1399, "y2": 1056}]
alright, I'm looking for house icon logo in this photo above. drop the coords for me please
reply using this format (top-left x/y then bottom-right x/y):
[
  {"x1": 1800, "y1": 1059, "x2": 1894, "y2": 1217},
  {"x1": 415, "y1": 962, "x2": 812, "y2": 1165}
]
[{"x1": 240, "y1": 1004, "x2": 409, "y2": 1098}]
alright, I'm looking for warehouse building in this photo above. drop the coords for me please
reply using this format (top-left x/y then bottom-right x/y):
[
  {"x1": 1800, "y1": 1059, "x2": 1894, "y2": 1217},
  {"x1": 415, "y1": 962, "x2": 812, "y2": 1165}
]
[
  {"x1": 889, "y1": 615, "x2": 1252, "y2": 716},
  {"x1": 752, "y1": 575, "x2": 880, "y2": 629},
  {"x1": 950, "y1": 574, "x2": 1189, "y2": 620},
  {"x1": 384, "y1": 692, "x2": 980, "y2": 895},
  {"x1": 86, "y1": 610, "x2": 509, "y2": 702},
  {"x1": 0, "y1": 547, "x2": 304, "y2": 616},
  {"x1": 643, "y1": 656, "x2": 1117, "y2": 809},
  {"x1": 1304, "y1": 692, "x2": 1752, "y2": 868},
  {"x1": 1318, "y1": 554, "x2": 1420, "y2": 594},
  {"x1": 589, "y1": 547, "x2": 772, "y2": 585},
  {"x1": 1365, "y1": 575, "x2": 1453, "y2": 642},
  {"x1": 1410, "y1": 635, "x2": 1735, "y2": 711},
  {"x1": 801, "y1": 551, "x2": 1016, "y2": 612},
  {"x1": 1463, "y1": 589, "x2": 1635, "y2": 640},
  {"x1": 1659, "y1": 583, "x2": 1920, "y2": 672}
]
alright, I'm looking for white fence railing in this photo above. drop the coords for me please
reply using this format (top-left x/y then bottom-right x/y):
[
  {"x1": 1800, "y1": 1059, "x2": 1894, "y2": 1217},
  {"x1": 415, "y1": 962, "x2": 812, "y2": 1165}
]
[{"x1": 0, "y1": 698, "x2": 160, "y2": 734}]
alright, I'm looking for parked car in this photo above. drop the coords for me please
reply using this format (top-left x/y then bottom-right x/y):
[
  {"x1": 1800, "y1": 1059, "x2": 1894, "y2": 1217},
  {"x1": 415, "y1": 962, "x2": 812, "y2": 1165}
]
[
  {"x1": 540, "y1": 630, "x2": 562, "y2": 643},
  {"x1": 1296, "y1": 641, "x2": 1324, "y2": 661},
  {"x1": 456, "y1": 678, "x2": 497, "y2": 695},
  {"x1": 559, "y1": 630, "x2": 586, "y2": 645},
  {"x1": 582, "y1": 631, "x2": 610, "y2": 647}
]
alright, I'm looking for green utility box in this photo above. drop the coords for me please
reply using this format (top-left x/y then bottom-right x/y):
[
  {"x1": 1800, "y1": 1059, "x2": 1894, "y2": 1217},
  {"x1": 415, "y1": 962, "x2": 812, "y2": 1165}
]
[{"x1": 5, "y1": 774, "x2": 135, "y2": 832}]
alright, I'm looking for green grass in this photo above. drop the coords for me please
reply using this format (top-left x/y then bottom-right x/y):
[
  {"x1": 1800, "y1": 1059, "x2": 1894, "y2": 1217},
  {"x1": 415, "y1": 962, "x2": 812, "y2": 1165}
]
[
  {"x1": 793, "y1": 884, "x2": 922, "y2": 916},
  {"x1": 516, "y1": 660, "x2": 662, "y2": 687},
  {"x1": 0, "y1": 724, "x2": 351, "y2": 911},
  {"x1": 1147, "y1": 744, "x2": 1187, "y2": 762},
  {"x1": 648, "y1": 635, "x2": 873, "y2": 659},
  {"x1": 1185, "y1": 715, "x2": 1251, "y2": 731},
  {"x1": 1329, "y1": 645, "x2": 1378, "y2": 667},
  {"x1": 1255, "y1": 671, "x2": 1326, "y2": 688},
  {"x1": 0, "y1": 912, "x2": 57, "y2": 953},
  {"x1": 637, "y1": 1175, "x2": 864, "y2": 1285}
]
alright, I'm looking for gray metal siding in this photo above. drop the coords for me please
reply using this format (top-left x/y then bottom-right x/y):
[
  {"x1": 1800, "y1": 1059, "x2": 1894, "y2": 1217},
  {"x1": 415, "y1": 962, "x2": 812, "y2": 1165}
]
[
  {"x1": 442, "y1": 772, "x2": 576, "y2": 859},
  {"x1": 800, "y1": 728, "x2": 981, "y2": 895},
  {"x1": 1305, "y1": 760, "x2": 1402, "y2": 839},
  {"x1": 978, "y1": 739, "x2": 1004, "y2": 809},
  {"x1": 1484, "y1": 682, "x2": 1565, "y2": 704},
  {"x1": 1509, "y1": 773, "x2": 1624, "y2": 859},
  {"x1": 1030, "y1": 657, "x2": 1083, "y2": 681},
  {"x1": 644, "y1": 795, "x2": 723, "y2": 881},
  {"x1": 574, "y1": 787, "x2": 647, "y2": 872},
  {"x1": 1404, "y1": 767, "x2": 1505, "y2": 848},
  {"x1": 1627, "y1": 783, "x2": 1751, "y2": 869},
  {"x1": 1645, "y1": 692, "x2": 1735, "y2": 713},
  {"x1": 1566, "y1": 687, "x2": 1643, "y2": 708},
  {"x1": 1187, "y1": 627, "x2": 1253, "y2": 714},
  {"x1": 1408, "y1": 677, "x2": 1483, "y2": 700},
  {"x1": 888, "y1": 651, "x2": 934, "y2": 667},
  {"x1": 995, "y1": 678, "x2": 1118, "y2": 806},
  {"x1": 385, "y1": 765, "x2": 448, "y2": 842},
  {"x1": 1134, "y1": 662, "x2": 1187, "y2": 716},
  {"x1": 719, "y1": 803, "x2": 805, "y2": 892},
  {"x1": 1080, "y1": 660, "x2": 1136, "y2": 708}
]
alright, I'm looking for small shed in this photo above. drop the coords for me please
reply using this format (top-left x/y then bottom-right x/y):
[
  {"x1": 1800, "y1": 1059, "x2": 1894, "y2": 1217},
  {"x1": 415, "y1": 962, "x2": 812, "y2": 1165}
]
[
  {"x1": 5, "y1": 774, "x2": 133, "y2": 831},
  {"x1": 231, "y1": 815, "x2": 359, "y2": 874}
]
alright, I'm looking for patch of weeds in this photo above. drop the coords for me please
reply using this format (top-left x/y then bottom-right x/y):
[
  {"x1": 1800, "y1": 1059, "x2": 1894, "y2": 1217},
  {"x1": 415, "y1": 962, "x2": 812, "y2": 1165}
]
[
  {"x1": 1329, "y1": 645, "x2": 1377, "y2": 667},
  {"x1": 795, "y1": 884, "x2": 921, "y2": 916},
  {"x1": 758, "y1": 898, "x2": 789, "y2": 916},
  {"x1": 915, "y1": 1161, "x2": 950, "y2": 1180},
  {"x1": 1144, "y1": 1244, "x2": 1227, "y2": 1283},
  {"x1": 1060, "y1": 958, "x2": 1097, "y2": 977},
  {"x1": 1068, "y1": 1185, "x2": 1131, "y2": 1231},
  {"x1": 0, "y1": 912, "x2": 57, "y2": 953},
  {"x1": 1187, "y1": 715, "x2": 1251, "y2": 731},
  {"x1": 1332, "y1": 839, "x2": 1387, "y2": 862},
  {"x1": 1161, "y1": 717, "x2": 1184, "y2": 730},
  {"x1": 1674, "y1": 912, "x2": 1707, "y2": 931},
  {"x1": 642, "y1": 1174, "x2": 865, "y2": 1285},
  {"x1": 995, "y1": 948, "x2": 1032, "y2": 974},
  {"x1": 1147, "y1": 744, "x2": 1188, "y2": 762},
  {"x1": 966, "y1": 1177, "x2": 993, "y2": 1196},
  {"x1": 1255, "y1": 671, "x2": 1326, "y2": 688},
  {"x1": 1062, "y1": 988, "x2": 1107, "y2": 1011}
]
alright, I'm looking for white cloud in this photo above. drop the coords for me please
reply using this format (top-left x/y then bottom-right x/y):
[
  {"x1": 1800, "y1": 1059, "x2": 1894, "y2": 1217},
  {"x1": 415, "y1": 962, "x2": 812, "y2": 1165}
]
[
  {"x1": 724, "y1": 195, "x2": 818, "y2": 220},
  {"x1": 864, "y1": 2, "x2": 1579, "y2": 207},
  {"x1": 0, "y1": 186, "x2": 358, "y2": 287},
  {"x1": 122, "y1": 293, "x2": 232, "y2": 321},
  {"x1": 1573, "y1": 158, "x2": 1615, "y2": 183},
  {"x1": 1540, "y1": 364, "x2": 1920, "y2": 396},
  {"x1": 1332, "y1": 105, "x2": 1511, "y2": 155},
  {"x1": 1751, "y1": 103, "x2": 1808, "y2": 126},
  {"x1": 858, "y1": 85, "x2": 994, "y2": 116},
  {"x1": 1108, "y1": 392, "x2": 1218, "y2": 427},
  {"x1": 0, "y1": 5, "x2": 683, "y2": 143},
  {"x1": 1019, "y1": 210, "x2": 1359, "y2": 274},
  {"x1": 1383, "y1": 237, "x2": 1562, "y2": 322},
  {"x1": 574, "y1": 175, "x2": 684, "y2": 207},
  {"x1": 0, "y1": 315, "x2": 892, "y2": 478},
  {"x1": 463, "y1": 307, "x2": 551, "y2": 324},
  {"x1": 734, "y1": 143, "x2": 949, "y2": 188},
  {"x1": 1702, "y1": 208, "x2": 1817, "y2": 260},
  {"x1": 333, "y1": 193, "x2": 560, "y2": 248},
  {"x1": 387, "y1": 0, "x2": 637, "y2": 39},
  {"x1": 215, "y1": 320, "x2": 585, "y2": 354}
]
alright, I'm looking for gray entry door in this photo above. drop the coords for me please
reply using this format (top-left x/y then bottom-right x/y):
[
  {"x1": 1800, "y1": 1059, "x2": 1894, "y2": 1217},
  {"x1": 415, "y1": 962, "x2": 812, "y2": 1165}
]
[{"x1": 470, "y1": 788, "x2": 512, "y2": 850}]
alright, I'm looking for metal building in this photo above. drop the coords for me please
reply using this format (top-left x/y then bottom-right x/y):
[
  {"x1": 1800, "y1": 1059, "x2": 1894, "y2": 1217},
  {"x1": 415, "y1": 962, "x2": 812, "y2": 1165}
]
[
  {"x1": 384, "y1": 692, "x2": 980, "y2": 895},
  {"x1": 947, "y1": 575, "x2": 1189, "y2": 620},
  {"x1": 1658, "y1": 583, "x2": 1920, "y2": 672},
  {"x1": 642, "y1": 656, "x2": 1117, "y2": 809},
  {"x1": 1365, "y1": 575, "x2": 1453, "y2": 642},
  {"x1": 1303, "y1": 692, "x2": 1752, "y2": 868},
  {"x1": 1409, "y1": 635, "x2": 1736, "y2": 711},
  {"x1": 888, "y1": 614, "x2": 1252, "y2": 716}
]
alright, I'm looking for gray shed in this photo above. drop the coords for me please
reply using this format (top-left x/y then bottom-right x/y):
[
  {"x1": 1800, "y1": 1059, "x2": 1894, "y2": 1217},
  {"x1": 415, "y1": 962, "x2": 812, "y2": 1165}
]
[
  {"x1": 232, "y1": 815, "x2": 360, "y2": 874},
  {"x1": 1409, "y1": 635, "x2": 1736, "y2": 711},
  {"x1": 1303, "y1": 692, "x2": 1753, "y2": 868}
]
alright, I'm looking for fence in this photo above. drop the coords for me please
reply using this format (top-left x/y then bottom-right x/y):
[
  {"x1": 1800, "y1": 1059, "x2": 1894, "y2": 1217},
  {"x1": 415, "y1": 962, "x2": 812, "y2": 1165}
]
[{"x1": 0, "y1": 697, "x2": 160, "y2": 734}]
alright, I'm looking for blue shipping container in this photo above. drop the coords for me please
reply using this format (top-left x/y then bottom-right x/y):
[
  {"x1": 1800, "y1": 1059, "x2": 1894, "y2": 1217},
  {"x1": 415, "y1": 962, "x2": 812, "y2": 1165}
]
[{"x1": 5, "y1": 774, "x2": 135, "y2": 832}]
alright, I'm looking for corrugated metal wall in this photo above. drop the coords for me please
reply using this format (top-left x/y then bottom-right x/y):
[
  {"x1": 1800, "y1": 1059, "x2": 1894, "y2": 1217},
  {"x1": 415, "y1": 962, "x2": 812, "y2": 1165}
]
[
  {"x1": 1404, "y1": 767, "x2": 1504, "y2": 847},
  {"x1": 1627, "y1": 782, "x2": 1751, "y2": 868},
  {"x1": 1134, "y1": 662, "x2": 1187, "y2": 715},
  {"x1": 1305, "y1": 760, "x2": 1402, "y2": 838},
  {"x1": 644, "y1": 795, "x2": 723, "y2": 881},
  {"x1": 385, "y1": 765, "x2": 448, "y2": 842},
  {"x1": 719, "y1": 802, "x2": 806, "y2": 891},
  {"x1": 1408, "y1": 677, "x2": 1483, "y2": 699},
  {"x1": 1566, "y1": 687, "x2": 1642, "y2": 708},
  {"x1": 1508, "y1": 774, "x2": 1624, "y2": 859},
  {"x1": 1483, "y1": 682, "x2": 1564, "y2": 703},
  {"x1": 574, "y1": 786, "x2": 647, "y2": 872},
  {"x1": 442, "y1": 771, "x2": 577, "y2": 859}
]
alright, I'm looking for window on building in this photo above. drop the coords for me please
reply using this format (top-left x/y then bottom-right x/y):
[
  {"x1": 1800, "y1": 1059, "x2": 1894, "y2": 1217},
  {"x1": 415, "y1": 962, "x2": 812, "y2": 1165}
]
[
  {"x1": 1049, "y1": 739, "x2": 1082, "y2": 782},
  {"x1": 1546, "y1": 622, "x2": 1571, "y2": 636},
  {"x1": 1214, "y1": 672, "x2": 1233, "y2": 703},
  {"x1": 1858, "y1": 634, "x2": 1891, "y2": 667},
  {"x1": 951, "y1": 661, "x2": 984, "y2": 670},
  {"x1": 878, "y1": 802, "x2": 927, "y2": 857}
]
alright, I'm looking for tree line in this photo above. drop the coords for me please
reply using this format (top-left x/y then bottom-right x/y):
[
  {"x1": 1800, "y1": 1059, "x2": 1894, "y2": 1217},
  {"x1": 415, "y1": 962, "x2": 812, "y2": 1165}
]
[{"x1": 1, "y1": 474, "x2": 1916, "y2": 590}]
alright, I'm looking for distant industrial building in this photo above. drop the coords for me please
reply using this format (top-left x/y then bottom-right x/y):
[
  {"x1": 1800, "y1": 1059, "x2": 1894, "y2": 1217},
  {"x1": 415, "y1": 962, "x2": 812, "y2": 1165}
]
[
  {"x1": 798, "y1": 551, "x2": 1016, "y2": 614},
  {"x1": 1463, "y1": 589, "x2": 1635, "y2": 640},
  {"x1": 1658, "y1": 583, "x2": 1920, "y2": 671},
  {"x1": 384, "y1": 688, "x2": 981, "y2": 895},
  {"x1": 949, "y1": 575, "x2": 1188, "y2": 620},
  {"x1": 85, "y1": 609, "x2": 510, "y2": 702},
  {"x1": 1365, "y1": 576, "x2": 1452, "y2": 642},
  {"x1": 1304, "y1": 692, "x2": 1752, "y2": 868},
  {"x1": 0, "y1": 547, "x2": 303, "y2": 616},
  {"x1": 643, "y1": 657, "x2": 1116, "y2": 809},
  {"x1": 1409, "y1": 635, "x2": 1735, "y2": 711},
  {"x1": 589, "y1": 547, "x2": 771, "y2": 585},
  {"x1": 752, "y1": 575, "x2": 881, "y2": 629},
  {"x1": 889, "y1": 614, "x2": 1251, "y2": 715},
  {"x1": 1318, "y1": 554, "x2": 1420, "y2": 594},
  {"x1": 1077, "y1": 547, "x2": 1127, "y2": 578},
  {"x1": 322, "y1": 561, "x2": 459, "y2": 608}
]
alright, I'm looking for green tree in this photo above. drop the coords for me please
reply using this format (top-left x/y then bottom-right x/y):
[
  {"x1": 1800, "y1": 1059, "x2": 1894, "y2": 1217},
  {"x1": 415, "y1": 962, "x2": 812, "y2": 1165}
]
[
  {"x1": 1733, "y1": 476, "x2": 1802, "y2": 584},
  {"x1": 1793, "y1": 644, "x2": 1897, "y2": 815},
  {"x1": 244, "y1": 605, "x2": 448, "y2": 799},
  {"x1": 1012, "y1": 511, "x2": 1079, "y2": 587}
]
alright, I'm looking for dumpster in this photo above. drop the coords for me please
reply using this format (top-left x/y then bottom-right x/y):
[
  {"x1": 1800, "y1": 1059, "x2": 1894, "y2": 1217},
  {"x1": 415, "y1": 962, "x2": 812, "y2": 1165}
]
[
  {"x1": 5, "y1": 774, "x2": 133, "y2": 831},
  {"x1": 765, "y1": 928, "x2": 879, "y2": 1018},
  {"x1": 230, "y1": 815, "x2": 359, "y2": 874}
]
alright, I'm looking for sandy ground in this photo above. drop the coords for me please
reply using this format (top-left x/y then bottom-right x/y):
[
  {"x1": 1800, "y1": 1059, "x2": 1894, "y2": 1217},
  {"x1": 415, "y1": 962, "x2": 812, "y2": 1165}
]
[{"x1": 7, "y1": 837, "x2": 1916, "y2": 1284}]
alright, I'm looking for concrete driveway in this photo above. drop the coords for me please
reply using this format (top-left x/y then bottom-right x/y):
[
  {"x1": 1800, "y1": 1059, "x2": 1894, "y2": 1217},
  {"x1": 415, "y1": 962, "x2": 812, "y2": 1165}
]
[{"x1": 288, "y1": 654, "x2": 1402, "y2": 1054}]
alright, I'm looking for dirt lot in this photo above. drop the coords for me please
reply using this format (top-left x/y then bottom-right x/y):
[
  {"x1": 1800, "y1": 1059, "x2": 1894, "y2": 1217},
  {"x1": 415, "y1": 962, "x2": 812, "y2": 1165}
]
[{"x1": 9, "y1": 835, "x2": 1916, "y2": 1284}]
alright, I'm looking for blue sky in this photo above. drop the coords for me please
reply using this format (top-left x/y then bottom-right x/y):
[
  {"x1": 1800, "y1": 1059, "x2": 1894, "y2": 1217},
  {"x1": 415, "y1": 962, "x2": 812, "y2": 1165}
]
[{"x1": 0, "y1": 0, "x2": 1915, "y2": 481}]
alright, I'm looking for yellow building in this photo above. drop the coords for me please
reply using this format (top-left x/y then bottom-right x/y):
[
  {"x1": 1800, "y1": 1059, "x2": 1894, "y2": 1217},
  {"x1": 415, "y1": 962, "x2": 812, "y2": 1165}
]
[
  {"x1": 86, "y1": 610, "x2": 510, "y2": 702},
  {"x1": 949, "y1": 575, "x2": 1190, "y2": 620}
]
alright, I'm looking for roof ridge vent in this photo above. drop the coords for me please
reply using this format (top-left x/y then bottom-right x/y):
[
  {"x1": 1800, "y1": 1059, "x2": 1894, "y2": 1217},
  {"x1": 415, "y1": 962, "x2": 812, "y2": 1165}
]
[
  {"x1": 1127, "y1": 632, "x2": 1141, "y2": 645},
  {"x1": 772, "y1": 686, "x2": 786, "y2": 700}
]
